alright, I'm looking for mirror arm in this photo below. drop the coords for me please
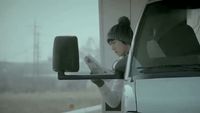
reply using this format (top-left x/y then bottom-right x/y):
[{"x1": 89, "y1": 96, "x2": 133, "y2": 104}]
[{"x1": 57, "y1": 72, "x2": 123, "y2": 80}]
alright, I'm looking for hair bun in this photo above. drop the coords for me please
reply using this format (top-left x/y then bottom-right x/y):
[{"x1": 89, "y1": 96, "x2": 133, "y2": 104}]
[{"x1": 118, "y1": 16, "x2": 130, "y2": 26}]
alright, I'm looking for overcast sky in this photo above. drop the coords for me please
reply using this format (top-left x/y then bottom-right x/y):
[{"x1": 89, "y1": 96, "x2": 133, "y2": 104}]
[{"x1": 0, "y1": 0, "x2": 99, "y2": 62}]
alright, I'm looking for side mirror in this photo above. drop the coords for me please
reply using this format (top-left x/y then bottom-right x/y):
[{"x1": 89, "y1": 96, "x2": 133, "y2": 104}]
[
  {"x1": 53, "y1": 36, "x2": 123, "y2": 80},
  {"x1": 53, "y1": 36, "x2": 79, "y2": 72}
]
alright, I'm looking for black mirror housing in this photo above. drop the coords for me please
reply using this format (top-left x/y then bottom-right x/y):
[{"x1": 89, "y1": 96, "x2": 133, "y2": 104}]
[{"x1": 53, "y1": 36, "x2": 79, "y2": 72}]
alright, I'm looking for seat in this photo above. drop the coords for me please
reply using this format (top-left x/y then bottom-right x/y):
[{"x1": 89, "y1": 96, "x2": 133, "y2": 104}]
[{"x1": 158, "y1": 21, "x2": 200, "y2": 56}]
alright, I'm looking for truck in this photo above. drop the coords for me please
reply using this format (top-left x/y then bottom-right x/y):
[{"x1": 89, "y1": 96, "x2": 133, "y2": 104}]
[{"x1": 52, "y1": 0, "x2": 200, "y2": 113}]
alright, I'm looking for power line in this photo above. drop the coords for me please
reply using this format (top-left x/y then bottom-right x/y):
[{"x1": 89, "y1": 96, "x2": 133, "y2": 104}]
[{"x1": 33, "y1": 20, "x2": 40, "y2": 76}]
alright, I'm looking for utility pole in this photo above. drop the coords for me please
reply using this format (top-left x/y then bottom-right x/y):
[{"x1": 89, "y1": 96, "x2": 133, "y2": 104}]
[{"x1": 33, "y1": 21, "x2": 40, "y2": 76}]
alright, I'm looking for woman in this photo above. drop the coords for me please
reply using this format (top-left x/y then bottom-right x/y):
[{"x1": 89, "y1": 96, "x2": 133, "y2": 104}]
[{"x1": 91, "y1": 16, "x2": 133, "y2": 108}]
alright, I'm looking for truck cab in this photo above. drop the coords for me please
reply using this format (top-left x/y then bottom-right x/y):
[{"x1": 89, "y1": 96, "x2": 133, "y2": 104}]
[{"x1": 53, "y1": 0, "x2": 200, "y2": 113}]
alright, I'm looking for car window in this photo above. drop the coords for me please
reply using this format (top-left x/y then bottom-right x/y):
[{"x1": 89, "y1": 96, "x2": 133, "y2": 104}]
[{"x1": 131, "y1": 1, "x2": 200, "y2": 77}]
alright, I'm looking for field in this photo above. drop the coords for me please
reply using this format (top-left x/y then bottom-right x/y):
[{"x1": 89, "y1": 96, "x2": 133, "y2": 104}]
[{"x1": 0, "y1": 89, "x2": 101, "y2": 113}]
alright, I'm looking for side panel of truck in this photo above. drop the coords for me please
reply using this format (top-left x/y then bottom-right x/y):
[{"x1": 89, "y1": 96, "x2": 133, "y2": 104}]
[{"x1": 136, "y1": 77, "x2": 200, "y2": 113}]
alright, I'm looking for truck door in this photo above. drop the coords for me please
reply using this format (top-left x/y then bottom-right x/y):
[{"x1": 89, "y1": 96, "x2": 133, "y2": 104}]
[{"x1": 128, "y1": 1, "x2": 200, "y2": 113}]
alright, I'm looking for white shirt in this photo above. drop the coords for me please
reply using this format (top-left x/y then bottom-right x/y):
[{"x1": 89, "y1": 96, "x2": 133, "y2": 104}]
[
  {"x1": 98, "y1": 56, "x2": 127, "y2": 108},
  {"x1": 99, "y1": 78, "x2": 124, "y2": 108}
]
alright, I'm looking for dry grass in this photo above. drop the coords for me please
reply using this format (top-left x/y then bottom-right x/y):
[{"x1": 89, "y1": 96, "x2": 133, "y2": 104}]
[{"x1": 0, "y1": 88, "x2": 101, "y2": 113}]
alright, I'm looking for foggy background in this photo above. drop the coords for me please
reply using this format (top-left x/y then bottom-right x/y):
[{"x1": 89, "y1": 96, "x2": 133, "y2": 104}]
[
  {"x1": 0, "y1": 0, "x2": 101, "y2": 113},
  {"x1": 0, "y1": 0, "x2": 100, "y2": 62}
]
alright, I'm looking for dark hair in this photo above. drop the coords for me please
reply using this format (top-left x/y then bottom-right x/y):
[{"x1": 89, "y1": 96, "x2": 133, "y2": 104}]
[{"x1": 107, "y1": 16, "x2": 133, "y2": 45}]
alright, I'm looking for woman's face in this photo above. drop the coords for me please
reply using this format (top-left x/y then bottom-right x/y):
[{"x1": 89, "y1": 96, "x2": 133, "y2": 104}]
[{"x1": 109, "y1": 40, "x2": 130, "y2": 56}]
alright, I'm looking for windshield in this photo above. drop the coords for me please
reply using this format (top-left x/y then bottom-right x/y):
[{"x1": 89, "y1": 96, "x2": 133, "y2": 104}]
[{"x1": 131, "y1": 1, "x2": 200, "y2": 77}]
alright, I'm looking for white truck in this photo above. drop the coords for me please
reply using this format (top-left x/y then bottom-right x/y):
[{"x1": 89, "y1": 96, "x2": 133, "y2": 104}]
[{"x1": 53, "y1": 0, "x2": 200, "y2": 113}]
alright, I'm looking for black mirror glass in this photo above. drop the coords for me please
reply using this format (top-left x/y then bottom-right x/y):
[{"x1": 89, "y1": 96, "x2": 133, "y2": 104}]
[{"x1": 53, "y1": 36, "x2": 79, "y2": 72}]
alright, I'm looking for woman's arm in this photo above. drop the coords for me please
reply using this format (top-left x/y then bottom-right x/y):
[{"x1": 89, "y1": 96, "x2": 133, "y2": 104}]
[{"x1": 98, "y1": 79, "x2": 124, "y2": 108}]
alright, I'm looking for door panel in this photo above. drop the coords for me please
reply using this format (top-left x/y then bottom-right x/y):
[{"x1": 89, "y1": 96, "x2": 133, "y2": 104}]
[{"x1": 136, "y1": 77, "x2": 200, "y2": 113}]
